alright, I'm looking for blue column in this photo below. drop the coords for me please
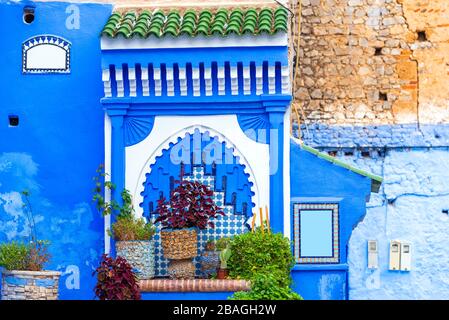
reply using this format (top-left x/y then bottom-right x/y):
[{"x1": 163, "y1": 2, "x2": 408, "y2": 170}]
[
  {"x1": 106, "y1": 103, "x2": 129, "y2": 256},
  {"x1": 263, "y1": 95, "x2": 290, "y2": 234}
]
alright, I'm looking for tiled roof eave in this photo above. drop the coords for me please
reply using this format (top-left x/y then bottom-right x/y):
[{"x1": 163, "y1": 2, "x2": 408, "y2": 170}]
[{"x1": 100, "y1": 32, "x2": 288, "y2": 50}]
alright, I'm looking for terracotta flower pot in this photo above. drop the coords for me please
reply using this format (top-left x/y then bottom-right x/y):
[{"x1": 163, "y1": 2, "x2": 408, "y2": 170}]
[
  {"x1": 1, "y1": 270, "x2": 61, "y2": 300},
  {"x1": 115, "y1": 240, "x2": 155, "y2": 279},
  {"x1": 216, "y1": 268, "x2": 229, "y2": 280}
]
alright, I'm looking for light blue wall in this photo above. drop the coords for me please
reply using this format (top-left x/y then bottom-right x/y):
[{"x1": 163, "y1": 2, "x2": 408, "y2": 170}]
[
  {"x1": 0, "y1": 1, "x2": 112, "y2": 299},
  {"x1": 298, "y1": 123, "x2": 449, "y2": 299},
  {"x1": 290, "y1": 140, "x2": 372, "y2": 300}
]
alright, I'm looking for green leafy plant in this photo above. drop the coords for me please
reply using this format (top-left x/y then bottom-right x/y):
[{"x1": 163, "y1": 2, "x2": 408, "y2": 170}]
[
  {"x1": 227, "y1": 228, "x2": 301, "y2": 300},
  {"x1": 93, "y1": 164, "x2": 155, "y2": 241},
  {"x1": 230, "y1": 272, "x2": 303, "y2": 300},
  {"x1": 0, "y1": 242, "x2": 30, "y2": 271},
  {"x1": 0, "y1": 191, "x2": 51, "y2": 271},
  {"x1": 0, "y1": 240, "x2": 50, "y2": 271},
  {"x1": 215, "y1": 237, "x2": 231, "y2": 251},
  {"x1": 110, "y1": 215, "x2": 156, "y2": 241},
  {"x1": 219, "y1": 247, "x2": 231, "y2": 269},
  {"x1": 228, "y1": 228, "x2": 294, "y2": 287}
]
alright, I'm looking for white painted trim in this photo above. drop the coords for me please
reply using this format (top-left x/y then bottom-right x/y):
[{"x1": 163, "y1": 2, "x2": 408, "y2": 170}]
[
  {"x1": 153, "y1": 67, "x2": 162, "y2": 96},
  {"x1": 204, "y1": 66, "x2": 213, "y2": 96},
  {"x1": 256, "y1": 65, "x2": 263, "y2": 95},
  {"x1": 166, "y1": 66, "x2": 175, "y2": 97},
  {"x1": 125, "y1": 115, "x2": 270, "y2": 219},
  {"x1": 101, "y1": 33, "x2": 288, "y2": 50},
  {"x1": 192, "y1": 66, "x2": 201, "y2": 97},
  {"x1": 128, "y1": 67, "x2": 137, "y2": 97},
  {"x1": 179, "y1": 67, "x2": 188, "y2": 96},
  {"x1": 243, "y1": 66, "x2": 251, "y2": 95},
  {"x1": 141, "y1": 66, "x2": 150, "y2": 96},
  {"x1": 104, "y1": 114, "x2": 112, "y2": 254},
  {"x1": 116, "y1": 68, "x2": 124, "y2": 97},
  {"x1": 268, "y1": 65, "x2": 276, "y2": 94},
  {"x1": 283, "y1": 105, "x2": 291, "y2": 239},
  {"x1": 230, "y1": 65, "x2": 238, "y2": 96},
  {"x1": 217, "y1": 66, "x2": 225, "y2": 96},
  {"x1": 102, "y1": 68, "x2": 112, "y2": 98}
]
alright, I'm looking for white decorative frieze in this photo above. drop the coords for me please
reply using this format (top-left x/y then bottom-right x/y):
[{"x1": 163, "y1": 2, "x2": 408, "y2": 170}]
[
  {"x1": 230, "y1": 65, "x2": 238, "y2": 96},
  {"x1": 256, "y1": 65, "x2": 263, "y2": 95},
  {"x1": 128, "y1": 67, "x2": 137, "y2": 97},
  {"x1": 179, "y1": 66, "x2": 188, "y2": 96},
  {"x1": 116, "y1": 68, "x2": 124, "y2": 97},
  {"x1": 204, "y1": 66, "x2": 213, "y2": 96},
  {"x1": 101, "y1": 62, "x2": 292, "y2": 98},
  {"x1": 166, "y1": 66, "x2": 174, "y2": 97},
  {"x1": 153, "y1": 66, "x2": 162, "y2": 96},
  {"x1": 141, "y1": 66, "x2": 150, "y2": 96},
  {"x1": 22, "y1": 35, "x2": 71, "y2": 74},
  {"x1": 281, "y1": 65, "x2": 290, "y2": 94},
  {"x1": 243, "y1": 66, "x2": 251, "y2": 95},
  {"x1": 217, "y1": 66, "x2": 226, "y2": 96},
  {"x1": 102, "y1": 68, "x2": 112, "y2": 97},
  {"x1": 268, "y1": 65, "x2": 276, "y2": 94},
  {"x1": 192, "y1": 66, "x2": 201, "y2": 97}
]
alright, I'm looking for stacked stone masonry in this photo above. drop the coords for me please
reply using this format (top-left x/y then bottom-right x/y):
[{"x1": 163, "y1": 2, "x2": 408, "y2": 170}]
[
  {"x1": 1, "y1": 271, "x2": 60, "y2": 300},
  {"x1": 293, "y1": 0, "x2": 449, "y2": 125}
]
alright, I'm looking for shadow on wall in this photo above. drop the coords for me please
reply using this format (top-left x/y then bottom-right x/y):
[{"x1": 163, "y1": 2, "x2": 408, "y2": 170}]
[{"x1": 0, "y1": 152, "x2": 102, "y2": 299}]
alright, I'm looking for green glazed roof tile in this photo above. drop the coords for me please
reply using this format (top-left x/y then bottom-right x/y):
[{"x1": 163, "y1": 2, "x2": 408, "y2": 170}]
[
  {"x1": 101, "y1": 6, "x2": 289, "y2": 38},
  {"x1": 299, "y1": 143, "x2": 383, "y2": 193}
]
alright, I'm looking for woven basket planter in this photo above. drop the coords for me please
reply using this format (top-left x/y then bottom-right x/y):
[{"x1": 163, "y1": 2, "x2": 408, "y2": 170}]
[
  {"x1": 1, "y1": 270, "x2": 61, "y2": 300},
  {"x1": 116, "y1": 240, "x2": 155, "y2": 279},
  {"x1": 160, "y1": 228, "x2": 198, "y2": 260}
]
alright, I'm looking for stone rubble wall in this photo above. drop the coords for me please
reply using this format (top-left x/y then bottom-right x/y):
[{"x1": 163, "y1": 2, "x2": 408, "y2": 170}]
[
  {"x1": 293, "y1": 0, "x2": 449, "y2": 126},
  {"x1": 1, "y1": 271, "x2": 60, "y2": 300}
]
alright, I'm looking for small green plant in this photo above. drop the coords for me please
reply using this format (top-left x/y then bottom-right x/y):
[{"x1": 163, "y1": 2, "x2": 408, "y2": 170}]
[
  {"x1": 0, "y1": 190, "x2": 51, "y2": 271},
  {"x1": 215, "y1": 237, "x2": 231, "y2": 251},
  {"x1": 0, "y1": 242, "x2": 30, "y2": 271},
  {"x1": 230, "y1": 273, "x2": 303, "y2": 300},
  {"x1": 0, "y1": 240, "x2": 49, "y2": 271},
  {"x1": 93, "y1": 164, "x2": 155, "y2": 241},
  {"x1": 110, "y1": 215, "x2": 156, "y2": 241},
  {"x1": 219, "y1": 247, "x2": 231, "y2": 269}
]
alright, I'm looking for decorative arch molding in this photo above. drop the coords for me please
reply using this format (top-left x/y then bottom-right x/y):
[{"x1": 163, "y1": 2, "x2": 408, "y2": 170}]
[
  {"x1": 125, "y1": 115, "x2": 270, "y2": 217},
  {"x1": 22, "y1": 35, "x2": 71, "y2": 74}
]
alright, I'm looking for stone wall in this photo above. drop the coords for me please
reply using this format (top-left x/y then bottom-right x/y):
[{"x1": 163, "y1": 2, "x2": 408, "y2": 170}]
[
  {"x1": 1, "y1": 271, "x2": 60, "y2": 300},
  {"x1": 293, "y1": 0, "x2": 449, "y2": 126}
]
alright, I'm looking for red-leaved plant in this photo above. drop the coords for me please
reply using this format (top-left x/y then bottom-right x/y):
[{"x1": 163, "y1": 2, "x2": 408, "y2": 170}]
[
  {"x1": 155, "y1": 179, "x2": 225, "y2": 230},
  {"x1": 93, "y1": 254, "x2": 141, "y2": 300}
]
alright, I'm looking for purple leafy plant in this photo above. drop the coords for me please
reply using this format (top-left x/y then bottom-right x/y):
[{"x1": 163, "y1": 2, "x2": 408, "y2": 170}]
[{"x1": 155, "y1": 180, "x2": 225, "y2": 230}]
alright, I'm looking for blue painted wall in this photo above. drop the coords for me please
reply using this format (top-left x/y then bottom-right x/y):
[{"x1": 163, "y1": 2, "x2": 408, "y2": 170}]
[
  {"x1": 290, "y1": 139, "x2": 372, "y2": 300},
  {"x1": 0, "y1": 1, "x2": 112, "y2": 299},
  {"x1": 299, "y1": 123, "x2": 449, "y2": 299}
]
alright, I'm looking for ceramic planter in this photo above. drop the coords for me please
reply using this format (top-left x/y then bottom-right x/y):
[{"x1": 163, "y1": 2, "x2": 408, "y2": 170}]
[
  {"x1": 161, "y1": 228, "x2": 198, "y2": 279},
  {"x1": 1, "y1": 270, "x2": 61, "y2": 300},
  {"x1": 115, "y1": 240, "x2": 155, "y2": 279},
  {"x1": 216, "y1": 268, "x2": 229, "y2": 280},
  {"x1": 199, "y1": 250, "x2": 220, "y2": 278}
]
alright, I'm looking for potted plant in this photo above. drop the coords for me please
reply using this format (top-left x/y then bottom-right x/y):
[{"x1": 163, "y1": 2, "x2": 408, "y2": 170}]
[
  {"x1": 199, "y1": 239, "x2": 220, "y2": 278},
  {"x1": 93, "y1": 164, "x2": 156, "y2": 279},
  {"x1": 0, "y1": 191, "x2": 60, "y2": 300},
  {"x1": 217, "y1": 247, "x2": 231, "y2": 279},
  {"x1": 155, "y1": 179, "x2": 224, "y2": 279},
  {"x1": 93, "y1": 254, "x2": 141, "y2": 300}
]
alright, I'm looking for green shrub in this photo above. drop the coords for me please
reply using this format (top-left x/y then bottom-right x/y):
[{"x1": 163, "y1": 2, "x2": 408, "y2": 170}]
[
  {"x1": 0, "y1": 242, "x2": 31, "y2": 271},
  {"x1": 0, "y1": 240, "x2": 50, "y2": 271},
  {"x1": 110, "y1": 215, "x2": 156, "y2": 241},
  {"x1": 230, "y1": 273, "x2": 303, "y2": 300},
  {"x1": 228, "y1": 228, "x2": 302, "y2": 300},
  {"x1": 228, "y1": 228, "x2": 294, "y2": 287}
]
